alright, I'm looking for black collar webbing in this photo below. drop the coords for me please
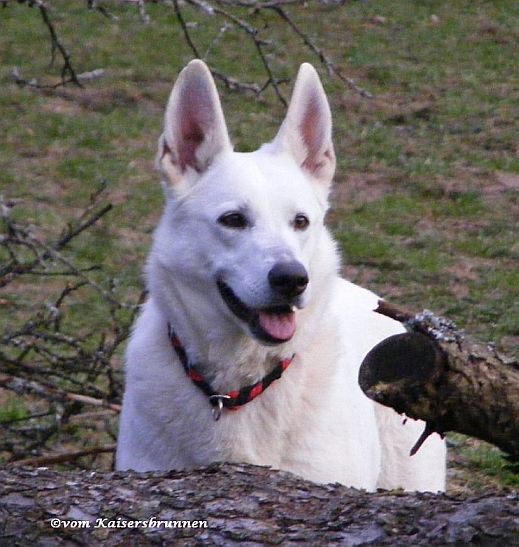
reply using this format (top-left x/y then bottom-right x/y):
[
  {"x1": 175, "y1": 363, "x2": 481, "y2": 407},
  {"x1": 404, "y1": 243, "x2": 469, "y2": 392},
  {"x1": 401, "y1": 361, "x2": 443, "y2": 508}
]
[{"x1": 168, "y1": 323, "x2": 295, "y2": 420}]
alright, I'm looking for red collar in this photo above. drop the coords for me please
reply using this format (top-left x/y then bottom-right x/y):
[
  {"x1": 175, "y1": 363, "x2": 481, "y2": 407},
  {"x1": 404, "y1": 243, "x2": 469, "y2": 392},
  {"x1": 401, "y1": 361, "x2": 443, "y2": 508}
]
[{"x1": 168, "y1": 324, "x2": 295, "y2": 420}]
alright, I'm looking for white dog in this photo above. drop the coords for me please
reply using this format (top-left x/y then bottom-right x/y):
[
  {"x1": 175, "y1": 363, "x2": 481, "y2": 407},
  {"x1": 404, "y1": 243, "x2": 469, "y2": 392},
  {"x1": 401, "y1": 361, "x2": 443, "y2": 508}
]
[{"x1": 116, "y1": 60, "x2": 446, "y2": 492}]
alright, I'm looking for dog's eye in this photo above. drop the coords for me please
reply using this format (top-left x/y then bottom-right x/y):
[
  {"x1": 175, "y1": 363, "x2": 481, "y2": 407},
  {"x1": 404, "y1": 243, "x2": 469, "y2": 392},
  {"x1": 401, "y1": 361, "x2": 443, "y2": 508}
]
[
  {"x1": 293, "y1": 213, "x2": 310, "y2": 231},
  {"x1": 218, "y1": 211, "x2": 249, "y2": 229}
]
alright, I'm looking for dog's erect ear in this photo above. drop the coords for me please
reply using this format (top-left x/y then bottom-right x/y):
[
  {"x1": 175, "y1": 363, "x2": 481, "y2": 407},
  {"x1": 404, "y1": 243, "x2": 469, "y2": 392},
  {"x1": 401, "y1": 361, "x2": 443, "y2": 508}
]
[
  {"x1": 157, "y1": 60, "x2": 232, "y2": 186},
  {"x1": 272, "y1": 63, "x2": 335, "y2": 186}
]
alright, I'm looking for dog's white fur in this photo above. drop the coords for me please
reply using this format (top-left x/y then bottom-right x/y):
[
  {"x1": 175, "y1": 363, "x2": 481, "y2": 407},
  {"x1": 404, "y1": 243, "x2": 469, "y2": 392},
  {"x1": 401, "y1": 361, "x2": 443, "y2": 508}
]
[{"x1": 116, "y1": 60, "x2": 446, "y2": 491}]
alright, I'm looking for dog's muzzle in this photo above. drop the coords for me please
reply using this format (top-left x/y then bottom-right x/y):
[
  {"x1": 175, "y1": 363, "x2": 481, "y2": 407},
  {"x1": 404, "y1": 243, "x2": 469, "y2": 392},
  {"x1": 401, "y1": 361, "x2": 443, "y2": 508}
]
[{"x1": 217, "y1": 261, "x2": 308, "y2": 345}]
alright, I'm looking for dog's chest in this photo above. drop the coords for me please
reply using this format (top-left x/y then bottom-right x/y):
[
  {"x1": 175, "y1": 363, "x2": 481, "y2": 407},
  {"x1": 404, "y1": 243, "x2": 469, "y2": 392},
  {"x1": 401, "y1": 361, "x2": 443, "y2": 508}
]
[
  {"x1": 185, "y1": 345, "x2": 380, "y2": 487},
  {"x1": 211, "y1": 406, "x2": 289, "y2": 466}
]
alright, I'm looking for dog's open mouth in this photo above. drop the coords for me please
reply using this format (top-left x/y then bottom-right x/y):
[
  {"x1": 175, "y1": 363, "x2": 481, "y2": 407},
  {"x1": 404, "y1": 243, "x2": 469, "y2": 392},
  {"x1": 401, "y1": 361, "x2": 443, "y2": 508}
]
[{"x1": 217, "y1": 280, "x2": 296, "y2": 344}]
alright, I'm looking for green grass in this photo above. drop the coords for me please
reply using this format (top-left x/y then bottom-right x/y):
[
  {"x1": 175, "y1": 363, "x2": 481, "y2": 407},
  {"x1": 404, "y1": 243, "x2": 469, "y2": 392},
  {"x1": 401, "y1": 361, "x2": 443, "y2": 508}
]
[
  {"x1": 0, "y1": 0, "x2": 518, "y2": 486},
  {"x1": 0, "y1": 397, "x2": 29, "y2": 424},
  {"x1": 449, "y1": 435, "x2": 519, "y2": 491}
]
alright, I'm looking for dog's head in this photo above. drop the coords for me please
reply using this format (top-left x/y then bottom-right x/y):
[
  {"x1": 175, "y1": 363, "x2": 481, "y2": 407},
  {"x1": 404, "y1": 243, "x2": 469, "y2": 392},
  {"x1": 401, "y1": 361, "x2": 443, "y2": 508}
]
[{"x1": 151, "y1": 60, "x2": 338, "y2": 345}]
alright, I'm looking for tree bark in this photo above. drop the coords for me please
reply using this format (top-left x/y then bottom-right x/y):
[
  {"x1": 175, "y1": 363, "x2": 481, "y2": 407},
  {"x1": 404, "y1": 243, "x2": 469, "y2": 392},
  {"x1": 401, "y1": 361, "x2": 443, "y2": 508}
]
[
  {"x1": 359, "y1": 301, "x2": 519, "y2": 457},
  {"x1": 1, "y1": 463, "x2": 518, "y2": 546}
]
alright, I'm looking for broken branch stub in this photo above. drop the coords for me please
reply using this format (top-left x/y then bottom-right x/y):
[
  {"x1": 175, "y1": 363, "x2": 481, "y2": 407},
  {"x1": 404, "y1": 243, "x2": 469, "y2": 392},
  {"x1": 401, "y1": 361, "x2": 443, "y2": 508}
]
[{"x1": 359, "y1": 300, "x2": 519, "y2": 458}]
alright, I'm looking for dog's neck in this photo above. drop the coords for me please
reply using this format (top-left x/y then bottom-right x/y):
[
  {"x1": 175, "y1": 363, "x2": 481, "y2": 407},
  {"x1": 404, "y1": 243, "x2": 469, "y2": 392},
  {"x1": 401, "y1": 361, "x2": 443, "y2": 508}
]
[{"x1": 148, "y1": 266, "x2": 300, "y2": 393}]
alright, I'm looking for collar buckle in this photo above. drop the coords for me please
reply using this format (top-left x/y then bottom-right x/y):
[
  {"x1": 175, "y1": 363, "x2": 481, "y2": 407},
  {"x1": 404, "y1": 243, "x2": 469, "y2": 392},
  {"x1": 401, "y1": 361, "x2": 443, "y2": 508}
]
[{"x1": 208, "y1": 394, "x2": 231, "y2": 421}]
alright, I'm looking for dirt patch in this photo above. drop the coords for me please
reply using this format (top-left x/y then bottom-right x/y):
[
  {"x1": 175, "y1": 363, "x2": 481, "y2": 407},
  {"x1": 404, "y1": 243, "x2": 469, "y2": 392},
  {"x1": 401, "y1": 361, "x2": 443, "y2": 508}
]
[
  {"x1": 330, "y1": 171, "x2": 394, "y2": 209},
  {"x1": 492, "y1": 171, "x2": 519, "y2": 192},
  {"x1": 40, "y1": 97, "x2": 82, "y2": 116},
  {"x1": 436, "y1": 169, "x2": 519, "y2": 214},
  {"x1": 501, "y1": 335, "x2": 519, "y2": 357},
  {"x1": 340, "y1": 264, "x2": 379, "y2": 288},
  {"x1": 338, "y1": 90, "x2": 437, "y2": 122},
  {"x1": 445, "y1": 259, "x2": 483, "y2": 299},
  {"x1": 40, "y1": 87, "x2": 163, "y2": 115}
]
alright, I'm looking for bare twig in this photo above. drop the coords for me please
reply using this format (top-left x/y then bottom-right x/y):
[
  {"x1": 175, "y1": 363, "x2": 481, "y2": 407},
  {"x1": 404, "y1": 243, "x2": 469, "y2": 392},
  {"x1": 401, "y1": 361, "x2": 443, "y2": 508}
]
[
  {"x1": 8, "y1": 444, "x2": 116, "y2": 466},
  {"x1": 200, "y1": 0, "x2": 287, "y2": 104},
  {"x1": 11, "y1": 66, "x2": 105, "y2": 90},
  {"x1": 55, "y1": 203, "x2": 113, "y2": 251},
  {"x1": 86, "y1": 0, "x2": 119, "y2": 20},
  {"x1": 135, "y1": 0, "x2": 151, "y2": 24},
  {"x1": 8, "y1": 1, "x2": 107, "y2": 89},
  {"x1": 172, "y1": 0, "x2": 265, "y2": 96},
  {"x1": 204, "y1": 22, "x2": 231, "y2": 60},
  {"x1": 271, "y1": 6, "x2": 373, "y2": 98},
  {"x1": 0, "y1": 188, "x2": 114, "y2": 293},
  {"x1": 172, "y1": 0, "x2": 202, "y2": 57},
  {"x1": 0, "y1": 374, "x2": 122, "y2": 412},
  {"x1": 217, "y1": 0, "x2": 306, "y2": 8},
  {"x1": 0, "y1": 190, "x2": 136, "y2": 463},
  {"x1": 36, "y1": 0, "x2": 83, "y2": 87}
]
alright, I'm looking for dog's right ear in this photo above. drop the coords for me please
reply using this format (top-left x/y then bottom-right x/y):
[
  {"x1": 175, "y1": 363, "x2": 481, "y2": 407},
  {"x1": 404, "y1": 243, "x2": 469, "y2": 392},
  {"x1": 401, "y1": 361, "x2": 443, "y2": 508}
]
[{"x1": 157, "y1": 60, "x2": 232, "y2": 188}]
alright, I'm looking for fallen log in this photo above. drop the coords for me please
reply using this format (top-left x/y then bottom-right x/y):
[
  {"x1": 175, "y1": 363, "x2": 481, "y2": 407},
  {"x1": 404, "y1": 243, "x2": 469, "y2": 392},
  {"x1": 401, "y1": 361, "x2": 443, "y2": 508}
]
[
  {"x1": 359, "y1": 300, "x2": 519, "y2": 457},
  {"x1": 1, "y1": 463, "x2": 518, "y2": 546}
]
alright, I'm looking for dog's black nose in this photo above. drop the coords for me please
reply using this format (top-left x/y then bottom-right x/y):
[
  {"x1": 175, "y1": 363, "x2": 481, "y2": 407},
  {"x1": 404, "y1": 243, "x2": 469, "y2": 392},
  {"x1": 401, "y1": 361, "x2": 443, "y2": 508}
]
[{"x1": 268, "y1": 261, "x2": 309, "y2": 298}]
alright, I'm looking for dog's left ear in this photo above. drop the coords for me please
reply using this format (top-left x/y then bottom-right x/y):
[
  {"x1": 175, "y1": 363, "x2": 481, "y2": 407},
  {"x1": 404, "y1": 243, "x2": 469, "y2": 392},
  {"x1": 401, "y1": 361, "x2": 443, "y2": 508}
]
[{"x1": 272, "y1": 63, "x2": 336, "y2": 187}]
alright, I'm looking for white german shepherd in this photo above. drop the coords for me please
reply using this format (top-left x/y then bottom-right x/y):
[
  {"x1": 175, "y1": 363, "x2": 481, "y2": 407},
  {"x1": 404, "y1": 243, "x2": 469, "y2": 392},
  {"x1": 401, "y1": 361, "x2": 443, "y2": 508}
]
[{"x1": 116, "y1": 60, "x2": 446, "y2": 491}]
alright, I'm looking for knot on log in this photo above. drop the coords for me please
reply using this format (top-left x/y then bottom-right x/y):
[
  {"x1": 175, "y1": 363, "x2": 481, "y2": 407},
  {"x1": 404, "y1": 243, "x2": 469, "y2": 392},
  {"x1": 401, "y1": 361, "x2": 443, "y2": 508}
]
[{"x1": 359, "y1": 332, "x2": 446, "y2": 418}]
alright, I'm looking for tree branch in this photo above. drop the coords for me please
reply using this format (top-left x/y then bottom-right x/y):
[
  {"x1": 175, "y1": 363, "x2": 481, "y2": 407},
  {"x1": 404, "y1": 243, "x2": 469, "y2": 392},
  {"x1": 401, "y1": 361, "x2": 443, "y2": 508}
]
[
  {"x1": 8, "y1": 0, "x2": 369, "y2": 101},
  {"x1": 359, "y1": 300, "x2": 519, "y2": 458}
]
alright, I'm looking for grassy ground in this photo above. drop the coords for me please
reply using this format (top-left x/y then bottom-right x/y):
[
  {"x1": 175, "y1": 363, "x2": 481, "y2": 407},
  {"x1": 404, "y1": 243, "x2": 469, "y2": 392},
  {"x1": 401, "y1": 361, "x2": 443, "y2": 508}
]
[{"x1": 0, "y1": 1, "x2": 518, "y2": 490}]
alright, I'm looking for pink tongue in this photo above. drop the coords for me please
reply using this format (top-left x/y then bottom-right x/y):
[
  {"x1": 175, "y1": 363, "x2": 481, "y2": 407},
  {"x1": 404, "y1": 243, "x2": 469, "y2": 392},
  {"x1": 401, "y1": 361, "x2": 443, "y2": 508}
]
[{"x1": 258, "y1": 311, "x2": 296, "y2": 341}]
